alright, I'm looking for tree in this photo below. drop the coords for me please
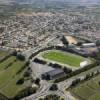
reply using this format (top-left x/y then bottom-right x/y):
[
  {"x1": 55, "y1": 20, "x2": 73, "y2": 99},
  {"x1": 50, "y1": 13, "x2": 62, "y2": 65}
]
[
  {"x1": 77, "y1": 42, "x2": 82, "y2": 46},
  {"x1": 35, "y1": 78, "x2": 40, "y2": 85},
  {"x1": 96, "y1": 40, "x2": 100, "y2": 46},
  {"x1": 16, "y1": 78, "x2": 24, "y2": 85},
  {"x1": 61, "y1": 36, "x2": 69, "y2": 47},
  {"x1": 71, "y1": 79, "x2": 80, "y2": 87},
  {"x1": 17, "y1": 54, "x2": 25, "y2": 61},
  {"x1": 61, "y1": 98, "x2": 64, "y2": 100},
  {"x1": 24, "y1": 71, "x2": 30, "y2": 77},
  {"x1": 25, "y1": 61, "x2": 30, "y2": 66},
  {"x1": 12, "y1": 50, "x2": 17, "y2": 56},
  {"x1": 98, "y1": 81, "x2": 100, "y2": 85},
  {"x1": 63, "y1": 67, "x2": 72, "y2": 73},
  {"x1": 85, "y1": 74, "x2": 90, "y2": 80},
  {"x1": 49, "y1": 84, "x2": 58, "y2": 91}
]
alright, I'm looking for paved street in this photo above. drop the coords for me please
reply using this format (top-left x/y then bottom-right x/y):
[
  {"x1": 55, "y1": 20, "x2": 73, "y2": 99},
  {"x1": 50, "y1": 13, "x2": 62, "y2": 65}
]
[{"x1": 22, "y1": 64, "x2": 100, "y2": 100}]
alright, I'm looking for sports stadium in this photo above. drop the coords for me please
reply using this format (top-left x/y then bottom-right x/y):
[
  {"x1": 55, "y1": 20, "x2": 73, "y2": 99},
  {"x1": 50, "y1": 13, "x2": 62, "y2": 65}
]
[{"x1": 37, "y1": 49, "x2": 92, "y2": 70}]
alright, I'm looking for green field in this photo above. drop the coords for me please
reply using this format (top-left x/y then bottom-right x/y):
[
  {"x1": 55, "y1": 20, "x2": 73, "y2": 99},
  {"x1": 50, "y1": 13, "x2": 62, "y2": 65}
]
[
  {"x1": 0, "y1": 51, "x2": 28, "y2": 98},
  {"x1": 70, "y1": 75, "x2": 100, "y2": 100},
  {"x1": 0, "y1": 50, "x2": 9, "y2": 60},
  {"x1": 42, "y1": 50, "x2": 85, "y2": 67}
]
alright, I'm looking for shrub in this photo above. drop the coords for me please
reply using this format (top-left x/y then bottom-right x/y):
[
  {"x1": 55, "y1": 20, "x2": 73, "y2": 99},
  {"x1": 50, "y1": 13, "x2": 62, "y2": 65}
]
[
  {"x1": 16, "y1": 78, "x2": 24, "y2": 85},
  {"x1": 49, "y1": 84, "x2": 58, "y2": 91},
  {"x1": 35, "y1": 78, "x2": 40, "y2": 85},
  {"x1": 12, "y1": 50, "x2": 17, "y2": 56},
  {"x1": 24, "y1": 71, "x2": 30, "y2": 77},
  {"x1": 17, "y1": 54, "x2": 25, "y2": 61}
]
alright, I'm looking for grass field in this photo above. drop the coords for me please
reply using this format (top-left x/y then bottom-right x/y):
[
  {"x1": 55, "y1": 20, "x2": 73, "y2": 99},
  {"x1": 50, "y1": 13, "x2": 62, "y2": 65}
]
[
  {"x1": 0, "y1": 50, "x2": 9, "y2": 60},
  {"x1": 0, "y1": 51, "x2": 27, "y2": 98},
  {"x1": 70, "y1": 75, "x2": 100, "y2": 100},
  {"x1": 42, "y1": 50, "x2": 85, "y2": 67}
]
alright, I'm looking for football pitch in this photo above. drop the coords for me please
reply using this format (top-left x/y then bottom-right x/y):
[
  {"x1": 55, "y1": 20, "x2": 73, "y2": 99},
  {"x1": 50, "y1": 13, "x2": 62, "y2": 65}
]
[
  {"x1": 70, "y1": 75, "x2": 100, "y2": 100},
  {"x1": 42, "y1": 50, "x2": 85, "y2": 67}
]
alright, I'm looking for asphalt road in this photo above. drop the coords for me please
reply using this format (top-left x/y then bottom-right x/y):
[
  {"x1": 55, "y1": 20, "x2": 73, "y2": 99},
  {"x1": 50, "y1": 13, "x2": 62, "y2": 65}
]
[{"x1": 22, "y1": 65, "x2": 100, "y2": 100}]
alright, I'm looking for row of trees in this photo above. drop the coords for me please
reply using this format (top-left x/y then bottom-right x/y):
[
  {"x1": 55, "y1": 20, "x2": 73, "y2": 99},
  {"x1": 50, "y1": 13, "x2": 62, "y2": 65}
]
[
  {"x1": 42, "y1": 94, "x2": 60, "y2": 100},
  {"x1": 34, "y1": 58, "x2": 47, "y2": 65},
  {"x1": 16, "y1": 61, "x2": 30, "y2": 75},
  {"x1": 54, "y1": 62, "x2": 99, "y2": 83},
  {"x1": 70, "y1": 70, "x2": 100, "y2": 87},
  {"x1": 14, "y1": 87, "x2": 37, "y2": 100},
  {"x1": 48, "y1": 63, "x2": 72, "y2": 73}
]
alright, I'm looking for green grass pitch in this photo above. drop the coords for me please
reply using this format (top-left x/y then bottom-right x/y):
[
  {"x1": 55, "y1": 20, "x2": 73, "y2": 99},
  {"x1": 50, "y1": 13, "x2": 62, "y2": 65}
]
[{"x1": 42, "y1": 50, "x2": 84, "y2": 67}]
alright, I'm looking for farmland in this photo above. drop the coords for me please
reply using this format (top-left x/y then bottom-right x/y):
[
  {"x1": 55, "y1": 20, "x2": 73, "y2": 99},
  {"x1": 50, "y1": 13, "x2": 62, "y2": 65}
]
[
  {"x1": 42, "y1": 50, "x2": 85, "y2": 67},
  {"x1": 70, "y1": 75, "x2": 100, "y2": 100},
  {"x1": 0, "y1": 50, "x2": 28, "y2": 98}
]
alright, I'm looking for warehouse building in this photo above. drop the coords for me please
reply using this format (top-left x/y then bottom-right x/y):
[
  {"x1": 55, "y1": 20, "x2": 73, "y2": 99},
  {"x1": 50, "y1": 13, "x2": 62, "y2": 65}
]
[
  {"x1": 81, "y1": 43, "x2": 96, "y2": 48},
  {"x1": 41, "y1": 69, "x2": 65, "y2": 80}
]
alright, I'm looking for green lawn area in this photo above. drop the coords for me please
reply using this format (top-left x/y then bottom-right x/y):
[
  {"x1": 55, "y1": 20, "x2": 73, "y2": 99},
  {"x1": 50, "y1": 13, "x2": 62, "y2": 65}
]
[
  {"x1": 89, "y1": 92, "x2": 100, "y2": 100},
  {"x1": 0, "y1": 52, "x2": 27, "y2": 98},
  {"x1": 42, "y1": 50, "x2": 84, "y2": 67},
  {"x1": 71, "y1": 85, "x2": 94, "y2": 99},
  {"x1": 0, "y1": 51, "x2": 9, "y2": 60},
  {"x1": 70, "y1": 75, "x2": 100, "y2": 100}
]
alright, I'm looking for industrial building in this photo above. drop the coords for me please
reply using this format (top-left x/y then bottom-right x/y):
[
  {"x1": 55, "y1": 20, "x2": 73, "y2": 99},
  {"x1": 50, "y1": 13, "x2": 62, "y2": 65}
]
[
  {"x1": 81, "y1": 43, "x2": 96, "y2": 48},
  {"x1": 41, "y1": 69, "x2": 65, "y2": 80}
]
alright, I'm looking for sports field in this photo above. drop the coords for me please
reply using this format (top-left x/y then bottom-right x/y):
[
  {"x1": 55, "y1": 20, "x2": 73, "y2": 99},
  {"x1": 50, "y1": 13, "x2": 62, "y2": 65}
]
[
  {"x1": 42, "y1": 50, "x2": 85, "y2": 67},
  {"x1": 70, "y1": 75, "x2": 100, "y2": 100},
  {"x1": 0, "y1": 50, "x2": 27, "y2": 98}
]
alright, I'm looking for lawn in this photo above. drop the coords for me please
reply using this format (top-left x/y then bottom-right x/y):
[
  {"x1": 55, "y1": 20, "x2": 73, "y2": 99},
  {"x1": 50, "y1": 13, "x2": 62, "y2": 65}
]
[
  {"x1": 70, "y1": 75, "x2": 100, "y2": 100},
  {"x1": 71, "y1": 85, "x2": 94, "y2": 99},
  {"x1": 0, "y1": 52, "x2": 27, "y2": 98},
  {"x1": 89, "y1": 92, "x2": 100, "y2": 100},
  {"x1": 42, "y1": 50, "x2": 84, "y2": 67},
  {"x1": 0, "y1": 50, "x2": 9, "y2": 60}
]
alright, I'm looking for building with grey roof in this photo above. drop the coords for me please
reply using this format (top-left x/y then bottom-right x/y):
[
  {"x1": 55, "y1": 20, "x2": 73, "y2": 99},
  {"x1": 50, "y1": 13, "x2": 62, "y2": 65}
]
[{"x1": 41, "y1": 69, "x2": 65, "y2": 80}]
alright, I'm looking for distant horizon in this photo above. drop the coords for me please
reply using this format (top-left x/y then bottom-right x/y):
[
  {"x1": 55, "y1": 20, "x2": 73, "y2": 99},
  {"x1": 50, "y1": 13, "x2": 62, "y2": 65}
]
[{"x1": 0, "y1": 0, "x2": 100, "y2": 5}]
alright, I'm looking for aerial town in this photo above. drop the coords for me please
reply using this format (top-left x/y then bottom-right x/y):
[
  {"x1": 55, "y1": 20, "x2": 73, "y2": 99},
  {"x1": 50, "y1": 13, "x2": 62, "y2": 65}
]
[{"x1": 0, "y1": 0, "x2": 100, "y2": 100}]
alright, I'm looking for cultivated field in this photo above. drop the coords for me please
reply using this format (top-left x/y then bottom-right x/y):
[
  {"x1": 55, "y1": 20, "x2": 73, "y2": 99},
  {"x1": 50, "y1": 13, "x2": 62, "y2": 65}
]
[
  {"x1": 0, "y1": 50, "x2": 27, "y2": 98},
  {"x1": 70, "y1": 75, "x2": 100, "y2": 100},
  {"x1": 42, "y1": 50, "x2": 85, "y2": 68}
]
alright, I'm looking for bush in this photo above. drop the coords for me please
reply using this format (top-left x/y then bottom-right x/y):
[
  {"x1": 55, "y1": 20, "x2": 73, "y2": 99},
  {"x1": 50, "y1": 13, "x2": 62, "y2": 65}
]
[
  {"x1": 49, "y1": 84, "x2": 58, "y2": 91},
  {"x1": 44, "y1": 94, "x2": 60, "y2": 100},
  {"x1": 63, "y1": 67, "x2": 72, "y2": 73},
  {"x1": 12, "y1": 50, "x2": 17, "y2": 56},
  {"x1": 16, "y1": 78, "x2": 24, "y2": 85},
  {"x1": 35, "y1": 78, "x2": 40, "y2": 85},
  {"x1": 14, "y1": 87, "x2": 37, "y2": 100},
  {"x1": 17, "y1": 54, "x2": 25, "y2": 61},
  {"x1": 34, "y1": 58, "x2": 47, "y2": 64},
  {"x1": 25, "y1": 61, "x2": 30, "y2": 66},
  {"x1": 24, "y1": 71, "x2": 30, "y2": 77}
]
